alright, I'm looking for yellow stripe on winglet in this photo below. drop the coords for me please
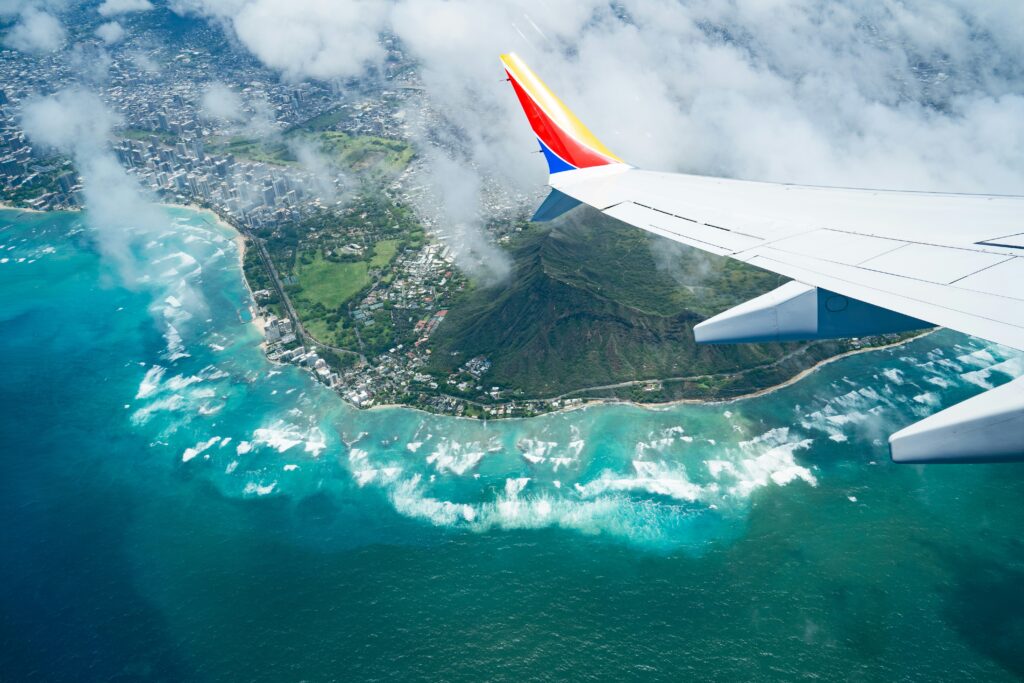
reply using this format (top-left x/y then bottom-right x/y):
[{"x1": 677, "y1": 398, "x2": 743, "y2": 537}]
[{"x1": 500, "y1": 52, "x2": 623, "y2": 163}]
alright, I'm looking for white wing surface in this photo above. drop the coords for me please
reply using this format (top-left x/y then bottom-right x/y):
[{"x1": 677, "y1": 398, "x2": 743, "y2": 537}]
[{"x1": 551, "y1": 165, "x2": 1024, "y2": 352}]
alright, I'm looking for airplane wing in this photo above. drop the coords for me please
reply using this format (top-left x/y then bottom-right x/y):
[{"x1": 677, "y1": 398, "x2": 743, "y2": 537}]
[{"x1": 501, "y1": 52, "x2": 1024, "y2": 464}]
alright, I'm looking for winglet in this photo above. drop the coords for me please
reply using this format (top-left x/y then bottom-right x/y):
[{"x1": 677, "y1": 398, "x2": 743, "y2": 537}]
[{"x1": 501, "y1": 52, "x2": 626, "y2": 176}]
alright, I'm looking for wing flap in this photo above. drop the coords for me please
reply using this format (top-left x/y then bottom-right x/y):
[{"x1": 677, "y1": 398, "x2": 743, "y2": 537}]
[
  {"x1": 858, "y1": 243, "x2": 1013, "y2": 284},
  {"x1": 955, "y1": 258, "x2": 1024, "y2": 297},
  {"x1": 767, "y1": 230, "x2": 908, "y2": 266},
  {"x1": 603, "y1": 202, "x2": 761, "y2": 255}
]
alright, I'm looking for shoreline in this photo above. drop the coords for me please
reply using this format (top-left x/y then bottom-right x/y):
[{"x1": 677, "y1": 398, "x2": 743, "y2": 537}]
[
  {"x1": 364, "y1": 330, "x2": 932, "y2": 421},
  {"x1": 150, "y1": 206, "x2": 942, "y2": 419},
  {"x1": 634, "y1": 330, "x2": 933, "y2": 409},
  {"x1": 2, "y1": 201, "x2": 935, "y2": 421},
  {"x1": 0, "y1": 201, "x2": 47, "y2": 214},
  {"x1": 168, "y1": 202, "x2": 269, "y2": 336}
]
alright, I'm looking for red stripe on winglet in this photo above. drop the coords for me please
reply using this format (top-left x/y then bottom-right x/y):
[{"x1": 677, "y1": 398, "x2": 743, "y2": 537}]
[{"x1": 506, "y1": 71, "x2": 612, "y2": 170}]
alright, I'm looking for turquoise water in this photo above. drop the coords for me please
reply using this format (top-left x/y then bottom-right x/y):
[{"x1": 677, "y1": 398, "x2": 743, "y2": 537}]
[{"x1": 2, "y1": 206, "x2": 1024, "y2": 681}]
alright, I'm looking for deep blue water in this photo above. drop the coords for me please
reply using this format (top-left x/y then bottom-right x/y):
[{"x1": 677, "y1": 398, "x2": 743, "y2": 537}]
[{"x1": 2, "y1": 206, "x2": 1024, "y2": 681}]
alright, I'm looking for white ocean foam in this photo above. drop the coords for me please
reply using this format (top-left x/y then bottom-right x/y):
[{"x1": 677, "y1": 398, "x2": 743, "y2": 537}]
[
  {"x1": 957, "y1": 349, "x2": 996, "y2": 366},
  {"x1": 225, "y1": 461, "x2": 238, "y2": 474},
  {"x1": 243, "y1": 481, "x2": 277, "y2": 496},
  {"x1": 182, "y1": 436, "x2": 221, "y2": 462},
  {"x1": 252, "y1": 420, "x2": 323, "y2": 454},
  {"x1": 635, "y1": 436, "x2": 676, "y2": 458},
  {"x1": 236, "y1": 441, "x2": 252, "y2": 455},
  {"x1": 303, "y1": 428, "x2": 327, "y2": 457},
  {"x1": 881, "y1": 368, "x2": 904, "y2": 384},
  {"x1": 702, "y1": 428, "x2": 818, "y2": 498},
  {"x1": 406, "y1": 441, "x2": 423, "y2": 453},
  {"x1": 197, "y1": 402, "x2": 223, "y2": 416},
  {"x1": 353, "y1": 466, "x2": 401, "y2": 488},
  {"x1": 925, "y1": 376, "x2": 954, "y2": 389},
  {"x1": 162, "y1": 324, "x2": 190, "y2": 361},
  {"x1": 131, "y1": 394, "x2": 185, "y2": 425},
  {"x1": 961, "y1": 368, "x2": 994, "y2": 389},
  {"x1": 425, "y1": 439, "x2": 486, "y2": 476},
  {"x1": 550, "y1": 457, "x2": 575, "y2": 471},
  {"x1": 343, "y1": 431, "x2": 368, "y2": 448},
  {"x1": 136, "y1": 366, "x2": 166, "y2": 399},
  {"x1": 518, "y1": 438, "x2": 557, "y2": 464},
  {"x1": 576, "y1": 461, "x2": 706, "y2": 502},
  {"x1": 991, "y1": 357, "x2": 1024, "y2": 379}
]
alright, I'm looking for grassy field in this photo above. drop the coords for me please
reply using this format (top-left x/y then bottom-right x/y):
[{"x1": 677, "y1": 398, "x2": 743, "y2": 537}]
[
  {"x1": 293, "y1": 252, "x2": 370, "y2": 310},
  {"x1": 206, "y1": 131, "x2": 411, "y2": 178},
  {"x1": 370, "y1": 239, "x2": 399, "y2": 267},
  {"x1": 207, "y1": 137, "x2": 296, "y2": 165},
  {"x1": 289, "y1": 239, "x2": 401, "y2": 345},
  {"x1": 317, "y1": 132, "x2": 413, "y2": 177}
]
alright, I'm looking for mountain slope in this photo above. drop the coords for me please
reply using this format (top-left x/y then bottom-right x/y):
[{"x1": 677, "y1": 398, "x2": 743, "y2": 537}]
[{"x1": 430, "y1": 211, "x2": 845, "y2": 398}]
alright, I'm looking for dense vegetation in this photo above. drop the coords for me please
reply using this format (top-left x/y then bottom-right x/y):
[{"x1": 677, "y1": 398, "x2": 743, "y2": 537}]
[
  {"x1": 429, "y1": 210, "x2": 852, "y2": 398},
  {"x1": 259, "y1": 190, "x2": 423, "y2": 355}
]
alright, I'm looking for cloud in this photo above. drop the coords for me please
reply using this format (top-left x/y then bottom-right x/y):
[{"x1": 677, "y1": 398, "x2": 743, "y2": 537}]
[
  {"x1": 128, "y1": 47, "x2": 160, "y2": 73},
  {"x1": 3, "y1": 7, "x2": 65, "y2": 53},
  {"x1": 287, "y1": 137, "x2": 348, "y2": 205},
  {"x1": 422, "y1": 152, "x2": 511, "y2": 285},
  {"x1": 97, "y1": 0, "x2": 153, "y2": 16},
  {"x1": 172, "y1": 0, "x2": 1024, "y2": 282},
  {"x1": 94, "y1": 20, "x2": 125, "y2": 44},
  {"x1": 67, "y1": 42, "x2": 113, "y2": 83},
  {"x1": 200, "y1": 81, "x2": 246, "y2": 122},
  {"x1": 170, "y1": 0, "x2": 387, "y2": 81},
  {"x1": 20, "y1": 90, "x2": 167, "y2": 279},
  {"x1": 384, "y1": 0, "x2": 1024, "y2": 195}
]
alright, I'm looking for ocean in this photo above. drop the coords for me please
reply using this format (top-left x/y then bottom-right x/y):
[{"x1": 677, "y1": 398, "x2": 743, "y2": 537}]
[{"x1": 2, "y1": 206, "x2": 1024, "y2": 681}]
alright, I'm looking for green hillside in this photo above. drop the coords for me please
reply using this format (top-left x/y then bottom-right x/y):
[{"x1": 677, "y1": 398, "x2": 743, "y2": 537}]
[{"x1": 429, "y1": 211, "x2": 851, "y2": 399}]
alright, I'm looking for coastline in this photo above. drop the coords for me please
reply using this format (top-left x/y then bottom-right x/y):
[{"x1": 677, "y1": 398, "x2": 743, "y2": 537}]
[
  {"x1": 169, "y1": 202, "x2": 269, "y2": 336},
  {"x1": 0, "y1": 201, "x2": 46, "y2": 214},
  {"x1": 634, "y1": 330, "x2": 934, "y2": 409},
  {"x1": 365, "y1": 330, "x2": 933, "y2": 421},
  {"x1": 2, "y1": 201, "x2": 935, "y2": 421}
]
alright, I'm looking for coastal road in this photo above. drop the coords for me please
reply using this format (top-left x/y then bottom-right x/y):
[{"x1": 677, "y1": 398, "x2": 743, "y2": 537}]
[{"x1": 212, "y1": 207, "x2": 367, "y2": 365}]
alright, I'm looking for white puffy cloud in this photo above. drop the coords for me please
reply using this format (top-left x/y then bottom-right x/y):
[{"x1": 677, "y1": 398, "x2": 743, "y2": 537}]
[
  {"x1": 20, "y1": 89, "x2": 116, "y2": 151},
  {"x1": 171, "y1": 0, "x2": 387, "y2": 81},
  {"x1": 383, "y1": 0, "x2": 1024, "y2": 195},
  {"x1": 94, "y1": 20, "x2": 124, "y2": 44},
  {"x1": 20, "y1": 89, "x2": 166, "y2": 274},
  {"x1": 97, "y1": 0, "x2": 153, "y2": 17},
  {"x1": 200, "y1": 81, "x2": 246, "y2": 121},
  {"x1": 3, "y1": 6, "x2": 65, "y2": 53}
]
